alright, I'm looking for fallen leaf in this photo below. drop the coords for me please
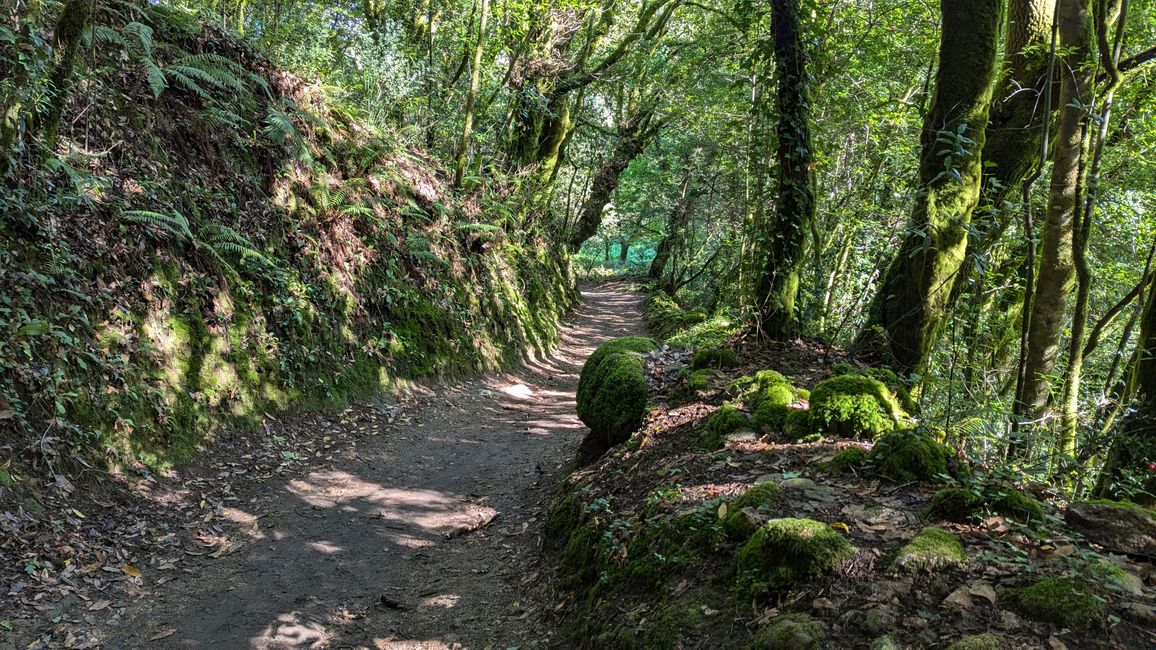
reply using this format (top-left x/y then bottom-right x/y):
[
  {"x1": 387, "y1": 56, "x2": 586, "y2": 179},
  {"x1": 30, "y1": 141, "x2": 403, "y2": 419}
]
[
  {"x1": 943, "y1": 586, "x2": 972, "y2": 609},
  {"x1": 120, "y1": 565, "x2": 141, "y2": 578},
  {"x1": 968, "y1": 582, "x2": 997, "y2": 604},
  {"x1": 88, "y1": 600, "x2": 111, "y2": 611},
  {"x1": 150, "y1": 629, "x2": 177, "y2": 641},
  {"x1": 717, "y1": 503, "x2": 728, "y2": 519}
]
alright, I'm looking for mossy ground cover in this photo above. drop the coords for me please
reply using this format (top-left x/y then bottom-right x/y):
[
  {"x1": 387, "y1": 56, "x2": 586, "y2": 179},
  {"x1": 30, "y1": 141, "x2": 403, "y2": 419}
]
[{"x1": 549, "y1": 335, "x2": 1154, "y2": 649}]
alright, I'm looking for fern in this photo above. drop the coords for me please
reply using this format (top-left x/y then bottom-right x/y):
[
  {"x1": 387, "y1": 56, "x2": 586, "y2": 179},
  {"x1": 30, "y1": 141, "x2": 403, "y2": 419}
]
[
  {"x1": 454, "y1": 222, "x2": 502, "y2": 232},
  {"x1": 121, "y1": 210, "x2": 193, "y2": 241}
]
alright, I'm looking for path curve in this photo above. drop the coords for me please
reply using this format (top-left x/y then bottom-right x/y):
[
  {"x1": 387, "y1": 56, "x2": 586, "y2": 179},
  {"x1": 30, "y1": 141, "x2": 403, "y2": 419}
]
[{"x1": 102, "y1": 283, "x2": 643, "y2": 649}]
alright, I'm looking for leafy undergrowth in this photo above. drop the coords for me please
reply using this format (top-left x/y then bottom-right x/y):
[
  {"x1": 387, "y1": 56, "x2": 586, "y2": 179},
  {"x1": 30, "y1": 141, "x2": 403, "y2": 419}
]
[{"x1": 546, "y1": 333, "x2": 1156, "y2": 648}]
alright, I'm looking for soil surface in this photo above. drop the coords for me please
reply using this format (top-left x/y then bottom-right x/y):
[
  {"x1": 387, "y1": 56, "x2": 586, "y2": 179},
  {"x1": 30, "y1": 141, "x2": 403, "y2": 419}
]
[{"x1": 28, "y1": 283, "x2": 641, "y2": 650}]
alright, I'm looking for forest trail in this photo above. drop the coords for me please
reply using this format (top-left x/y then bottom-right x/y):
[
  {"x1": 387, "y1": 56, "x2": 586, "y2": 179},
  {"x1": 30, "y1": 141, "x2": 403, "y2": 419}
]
[{"x1": 97, "y1": 284, "x2": 643, "y2": 649}]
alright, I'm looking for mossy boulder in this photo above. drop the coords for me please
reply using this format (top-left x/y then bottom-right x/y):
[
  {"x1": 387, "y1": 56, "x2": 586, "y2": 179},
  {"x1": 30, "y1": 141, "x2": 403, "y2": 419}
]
[
  {"x1": 699, "y1": 403, "x2": 749, "y2": 450},
  {"x1": 644, "y1": 291, "x2": 706, "y2": 339},
  {"x1": 721, "y1": 482, "x2": 781, "y2": 540},
  {"x1": 809, "y1": 374, "x2": 903, "y2": 439},
  {"x1": 891, "y1": 527, "x2": 966, "y2": 572},
  {"x1": 735, "y1": 518, "x2": 854, "y2": 596},
  {"x1": 823, "y1": 446, "x2": 869, "y2": 473},
  {"x1": 945, "y1": 634, "x2": 1002, "y2": 650},
  {"x1": 751, "y1": 383, "x2": 797, "y2": 430},
  {"x1": 1010, "y1": 577, "x2": 1104, "y2": 629},
  {"x1": 692, "y1": 345, "x2": 739, "y2": 370},
  {"x1": 1065, "y1": 500, "x2": 1156, "y2": 557},
  {"x1": 868, "y1": 429, "x2": 952, "y2": 482},
  {"x1": 926, "y1": 484, "x2": 1043, "y2": 523},
  {"x1": 784, "y1": 409, "x2": 812, "y2": 440},
  {"x1": 686, "y1": 368, "x2": 714, "y2": 391},
  {"x1": 748, "y1": 613, "x2": 826, "y2": 650},
  {"x1": 576, "y1": 336, "x2": 658, "y2": 446}
]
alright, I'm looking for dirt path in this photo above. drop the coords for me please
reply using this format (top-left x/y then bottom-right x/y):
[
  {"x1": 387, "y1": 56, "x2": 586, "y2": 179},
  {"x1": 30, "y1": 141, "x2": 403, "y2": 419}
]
[{"x1": 98, "y1": 283, "x2": 643, "y2": 649}]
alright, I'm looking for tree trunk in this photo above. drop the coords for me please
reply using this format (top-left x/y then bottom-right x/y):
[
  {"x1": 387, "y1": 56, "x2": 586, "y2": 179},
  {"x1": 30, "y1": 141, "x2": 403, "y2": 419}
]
[
  {"x1": 754, "y1": 0, "x2": 816, "y2": 338},
  {"x1": 649, "y1": 174, "x2": 699, "y2": 284},
  {"x1": 568, "y1": 110, "x2": 660, "y2": 250},
  {"x1": 854, "y1": 0, "x2": 1004, "y2": 374},
  {"x1": 1016, "y1": 0, "x2": 1094, "y2": 430},
  {"x1": 618, "y1": 236, "x2": 629, "y2": 262},
  {"x1": 453, "y1": 0, "x2": 489, "y2": 187}
]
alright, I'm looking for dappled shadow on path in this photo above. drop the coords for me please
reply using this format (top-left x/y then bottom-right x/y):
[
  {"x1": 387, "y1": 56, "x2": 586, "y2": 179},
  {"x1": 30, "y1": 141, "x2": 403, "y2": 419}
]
[{"x1": 103, "y1": 283, "x2": 643, "y2": 649}]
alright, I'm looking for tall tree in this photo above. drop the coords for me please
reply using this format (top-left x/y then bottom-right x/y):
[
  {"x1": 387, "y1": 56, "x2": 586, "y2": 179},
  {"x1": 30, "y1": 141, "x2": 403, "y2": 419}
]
[
  {"x1": 754, "y1": 0, "x2": 816, "y2": 337},
  {"x1": 854, "y1": 0, "x2": 1004, "y2": 375},
  {"x1": 453, "y1": 0, "x2": 490, "y2": 187},
  {"x1": 1014, "y1": 0, "x2": 1095, "y2": 435}
]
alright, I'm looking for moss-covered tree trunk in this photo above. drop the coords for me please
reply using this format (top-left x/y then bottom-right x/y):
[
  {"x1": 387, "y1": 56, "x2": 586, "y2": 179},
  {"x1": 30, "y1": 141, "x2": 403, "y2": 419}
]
[
  {"x1": 649, "y1": 173, "x2": 700, "y2": 288},
  {"x1": 854, "y1": 0, "x2": 1003, "y2": 374},
  {"x1": 1015, "y1": 0, "x2": 1094, "y2": 431},
  {"x1": 452, "y1": 0, "x2": 489, "y2": 187},
  {"x1": 754, "y1": 0, "x2": 816, "y2": 338}
]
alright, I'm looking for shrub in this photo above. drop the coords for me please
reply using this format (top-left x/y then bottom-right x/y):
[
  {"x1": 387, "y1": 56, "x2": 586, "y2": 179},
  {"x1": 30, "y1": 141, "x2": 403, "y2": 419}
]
[
  {"x1": 808, "y1": 374, "x2": 902, "y2": 439},
  {"x1": 576, "y1": 337, "x2": 658, "y2": 446}
]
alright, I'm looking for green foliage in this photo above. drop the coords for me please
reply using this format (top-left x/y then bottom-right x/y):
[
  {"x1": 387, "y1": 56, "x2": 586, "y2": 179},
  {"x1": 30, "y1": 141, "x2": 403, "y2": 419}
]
[
  {"x1": 734, "y1": 518, "x2": 855, "y2": 597},
  {"x1": 644, "y1": 291, "x2": 706, "y2": 339},
  {"x1": 890, "y1": 527, "x2": 966, "y2": 572},
  {"x1": 1010, "y1": 577, "x2": 1105, "y2": 629},
  {"x1": 699, "y1": 403, "x2": 749, "y2": 450},
  {"x1": 749, "y1": 613, "x2": 827, "y2": 650},
  {"x1": 809, "y1": 374, "x2": 903, "y2": 439},
  {"x1": 576, "y1": 337, "x2": 658, "y2": 446},
  {"x1": 666, "y1": 315, "x2": 739, "y2": 350},
  {"x1": 868, "y1": 429, "x2": 952, "y2": 483}
]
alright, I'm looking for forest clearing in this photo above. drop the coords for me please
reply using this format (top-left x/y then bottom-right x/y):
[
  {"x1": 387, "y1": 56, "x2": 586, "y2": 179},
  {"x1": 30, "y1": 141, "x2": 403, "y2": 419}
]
[{"x1": 2, "y1": 0, "x2": 1156, "y2": 648}]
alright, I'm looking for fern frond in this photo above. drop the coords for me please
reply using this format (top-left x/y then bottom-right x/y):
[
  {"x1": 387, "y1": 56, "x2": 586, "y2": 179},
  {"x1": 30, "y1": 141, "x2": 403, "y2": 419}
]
[{"x1": 122, "y1": 210, "x2": 193, "y2": 241}]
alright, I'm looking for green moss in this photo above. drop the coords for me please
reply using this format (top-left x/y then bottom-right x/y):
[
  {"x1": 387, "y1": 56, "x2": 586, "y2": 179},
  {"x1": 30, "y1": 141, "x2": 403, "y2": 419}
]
[
  {"x1": 699, "y1": 403, "x2": 749, "y2": 450},
  {"x1": 644, "y1": 291, "x2": 706, "y2": 339},
  {"x1": 809, "y1": 374, "x2": 902, "y2": 439},
  {"x1": 1080, "y1": 498, "x2": 1156, "y2": 516},
  {"x1": 891, "y1": 527, "x2": 966, "y2": 572},
  {"x1": 721, "y1": 483, "x2": 781, "y2": 540},
  {"x1": 823, "y1": 446, "x2": 868, "y2": 473},
  {"x1": 545, "y1": 492, "x2": 584, "y2": 548},
  {"x1": 739, "y1": 370, "x2": 790, "y2": 406},
  {"x1": 784, "y1": 409, "x2": 812, "y2": 440},
  {"x1": 868, "y1": 429, "x2": 951, "y2": 482},
  {"x1": 576, "y1": 337, "x2": 658, "y2": 446},
  {"x1": 748, "y1": 613, "x2": 826, "y2": 650},
  {"x1": 1011, "y1": 577, "x2": 1104, "y2": 629},
  {"x1": 686, "y1": 368, "x2": 713, "y2": 391},
  {"x1": 734, "y1": 518, "x2": 854, "y2": 597},
  {"x1": 667, "y1": 314, "x2": 739, "y2": 349},
  {"x1": 624, "y1": 509, "x2": 725, "y2": 585},
  {"x1": 693, "y1": 345, "x2": 739, "y2": 370},
  {"x1": 751, "y1": 383, "x2": 796, "y2": 430},
  {"x1": 926, "y1": 484, "x2": 1043, "y2": 522},
  {"x1": 945, "y1": 634, "x2": 1002, "y2": 650}
]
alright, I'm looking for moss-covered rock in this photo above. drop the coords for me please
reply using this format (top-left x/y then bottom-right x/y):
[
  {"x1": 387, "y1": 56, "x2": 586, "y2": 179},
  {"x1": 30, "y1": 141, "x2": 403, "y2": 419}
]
[
  {"x1": 644, "y1": 291, "x2": 706, "y2": 339},
  {"x1": 926, "y1": 484, "x2": 1043, "y2": 523},
  {"x1": 721, "y1": 482, "x2": 781, "y2": 540},
  {"x1": 891, "y1": 527, "x2": 966, "y2": 572},
  {"x1": 699, "y1": 403, "x2": 749, "y2": 450},
  {"x1": 784, "y1": 409, "x2": 812, "y2": 440},
  {"x1": 748, "y1": 613, "x2": 826, "y2": 650},
  {"x1": 692, "y1": 345, "x2": 739, "y2": 370},
  {"x1": 686, "y1": 368, "x2": 714, "y2": 391},
  {"x1": 741, "y1": 370, "x2": 791, "y2": 407},
  {"x1": 576, "y1": 336, "x2": 658, "y2": 446},
  {"x1": 1065, "y1": 499, "x2": 1156, "y2": 557},
  {"x1": 1010, "y1": 577, "x2": 1104, "y2": 629},
  {"x1": 823, "y1": 446, "x2": 869, "y2": 473},
  {"x1": 734, "y1": 518, "x2": 854, "y2": 596},
  {"x1": 945, "y1": 634, "x2": 1002, "y2": 650},
  {"x1": 868, "y1": 429, "x2": 952, "y2": 482},
  {"x1": 751, "y1": 383, "x2": 797, "y2": 430},
  {"x1": 667, "y1": 314, "x2": 739, "y2": 349},
  {"x1": 809, "y1": 374, "x2": 903, "y2": 439}
]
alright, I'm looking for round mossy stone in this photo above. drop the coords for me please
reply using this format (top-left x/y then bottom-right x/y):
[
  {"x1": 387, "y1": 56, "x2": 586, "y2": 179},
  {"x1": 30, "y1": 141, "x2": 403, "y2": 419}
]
[
  {"x1": 1011, "y1": 577, "x2": 1105, "y2": 629},
  {"x1": 699, "y1": 403, "x2": 748, "y2": 450},
  {"x1": 823, "y1": 446, "x2": 868, "y2": 473},
  {"x1": 751, "y1": 383, "x2": 796, "y2": 429},
  {"x1": 735, "y1": 518, "x2": 854, "y2": 596},
  {"x1": 576, "y1": 337, "x2": 657, "y2": 446},
  {"x1": 809, "y1": 374, "x2": 902, "y2": 439},
  {"x1": 891, "y1": 527, "x2": 966, "y2": 572},
  {"x1": 721, "y1": 482, "x2": 781, "y2": 540},
  {"x1": 748, "y1": 613, "x2": 826, "y2": 650},
  {"x1": 784, "y1": 408, "x2": 812, "y2": 440},
  {"x1": 868, "y1": 429, "x2": 951, "y2": 482},
  {"x1": 692, "y1": 345, "x2": 738, "y2": 369},
  {"x1": 926, "y1": 484, "x2": 1043, "y2": 522}
]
